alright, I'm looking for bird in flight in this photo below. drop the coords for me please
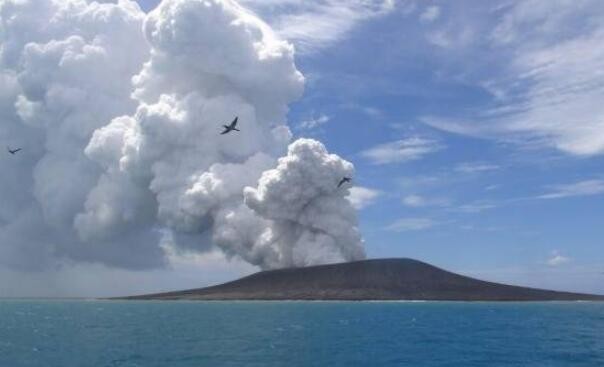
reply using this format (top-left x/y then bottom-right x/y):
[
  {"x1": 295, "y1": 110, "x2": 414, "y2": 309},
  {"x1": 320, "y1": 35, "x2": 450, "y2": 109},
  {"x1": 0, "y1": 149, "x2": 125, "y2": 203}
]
[
  {"x1": 220, "y1": 117, "x2": 240, "y2": 135},
  {"x1": 337, "y1": 177, "x2": 352, "y2": 188},
  {"x1": 7, "y1": 147, "x2": 21, "y2": 155}
]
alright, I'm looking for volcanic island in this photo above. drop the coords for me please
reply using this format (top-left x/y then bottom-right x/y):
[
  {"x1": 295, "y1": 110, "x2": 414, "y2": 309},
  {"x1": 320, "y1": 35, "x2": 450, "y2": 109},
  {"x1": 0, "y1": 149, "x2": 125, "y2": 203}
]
[{"x1": 120, "y1": 258, "x2": 604, "y2": 301}]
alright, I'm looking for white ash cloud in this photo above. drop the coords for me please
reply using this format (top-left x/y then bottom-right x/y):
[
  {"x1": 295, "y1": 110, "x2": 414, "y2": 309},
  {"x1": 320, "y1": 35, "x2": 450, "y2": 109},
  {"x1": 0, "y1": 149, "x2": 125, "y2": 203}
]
[
  {"x1": 0, "y1": 0, "x2": 365, "y2": 271},
  {"x1": 244, "y1": 139, "x2": 365, "y2": 267},
  {"x1": 0, "y1": 0, "x2": 150, "y2": 269}
]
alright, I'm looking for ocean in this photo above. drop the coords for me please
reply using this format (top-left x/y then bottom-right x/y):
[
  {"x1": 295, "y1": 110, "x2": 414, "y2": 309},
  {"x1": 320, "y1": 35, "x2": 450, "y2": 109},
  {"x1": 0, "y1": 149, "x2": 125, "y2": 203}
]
[{"x1": 0, "y1": 300, "x2": 602, "y2": 366}]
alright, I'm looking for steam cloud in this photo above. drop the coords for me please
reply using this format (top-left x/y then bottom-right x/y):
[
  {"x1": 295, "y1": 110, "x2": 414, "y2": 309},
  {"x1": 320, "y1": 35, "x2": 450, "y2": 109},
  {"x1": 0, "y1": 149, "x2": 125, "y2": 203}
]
[{"x1": 0, "y1": 0, "x2": 365, "y2": 271}]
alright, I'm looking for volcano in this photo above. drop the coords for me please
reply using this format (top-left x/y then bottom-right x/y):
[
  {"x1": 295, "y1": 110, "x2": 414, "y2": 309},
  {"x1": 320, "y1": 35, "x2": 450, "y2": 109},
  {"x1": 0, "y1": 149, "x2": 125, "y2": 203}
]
[{"x1": 121, "y1": 258, "x2": 604, "y2": 301}]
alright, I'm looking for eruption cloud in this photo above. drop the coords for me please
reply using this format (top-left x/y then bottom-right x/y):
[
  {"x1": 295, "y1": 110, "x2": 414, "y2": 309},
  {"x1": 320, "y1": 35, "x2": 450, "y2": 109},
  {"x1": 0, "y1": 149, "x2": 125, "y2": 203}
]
[{"x1": 0, "y1": 0, "x2": 365, "y2": 271}]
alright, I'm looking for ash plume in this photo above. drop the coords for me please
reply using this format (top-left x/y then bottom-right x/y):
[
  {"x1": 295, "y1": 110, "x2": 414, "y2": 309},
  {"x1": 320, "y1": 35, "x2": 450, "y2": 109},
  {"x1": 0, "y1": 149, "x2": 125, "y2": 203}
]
[{"x1": 0, "y1": 0, "x2": 365, "y2": 271}]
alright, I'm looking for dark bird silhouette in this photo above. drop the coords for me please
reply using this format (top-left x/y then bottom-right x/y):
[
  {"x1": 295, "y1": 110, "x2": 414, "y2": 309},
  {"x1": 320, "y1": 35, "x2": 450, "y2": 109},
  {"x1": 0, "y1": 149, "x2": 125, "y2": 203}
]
[
  {"x1": 337, "y1": 177, "x2": 351, "y2": 188},
  {"x1": 220, "y1": 117, "x2": 240, "y2": 135},
  {"x1": 7, "y1": 147, "x2": 22, "y2": 155}
]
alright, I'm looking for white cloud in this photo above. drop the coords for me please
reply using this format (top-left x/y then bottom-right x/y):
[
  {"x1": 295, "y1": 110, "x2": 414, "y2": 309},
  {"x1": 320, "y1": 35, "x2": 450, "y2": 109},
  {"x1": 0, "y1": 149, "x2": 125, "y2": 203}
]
[
  {"x1": 453, "y1": 202, "x2": 497, "y2": 214},
  {"x1": 459, "y1": 224, "x2": 502, "y2": 232},
  {"x1": 421, "y1": 116, "x2": 491, "y2": 138},
  {"x1": 499, "y1": 29, "x2": 604, "y2": 156},
  {"x1": 538, "y1": 179, "x2": 604, "y2": 199},
  {"x1": 360, "y1": 106, "x2": 383, "y2": 118},
  {"x1": 298, "y1": 114, "x2": 330, "y2": 130},
  {"x1": 547, "y1": 250, "x2": 571, "y2": 267},
  {"x1": 341, "y1": 103, "x2": 383, "y2": 119},
  {"x1": 348, "y1": 186, "x2": 381, "y2": 209},
  {"x1": 240, "y1": 0, "x2": 396, "y2": 53},
  {"x1": 421, "y1": 1, "x2": 604, "y2": 157},
  {"x1": 454, "y1": 162, "x2": 500, "y2": 174},
  {"x1": 398, "y1": 175, "x2": 443, "y2": 190},
  {"x1": 426, "y1": 25, "x2": 474, "y2": 49},
  {"x1": 385, "y1": 217, "x2": 437, "y2": 232},
  {"x1": 402, "y1": 194, "x2": 449, "y2": 208},
  {"x1": 361, "y1": 137, "x2": 444, "y2": 164},
  {"x1": 420, "y1": 5, "x2": 440, "y2": 23},
  {"x1": 402, "y1": 195, "x2": 425, "y2": 207},
  {"x1": 425, "y1": 30, "x2": 452, "y2": 48}
]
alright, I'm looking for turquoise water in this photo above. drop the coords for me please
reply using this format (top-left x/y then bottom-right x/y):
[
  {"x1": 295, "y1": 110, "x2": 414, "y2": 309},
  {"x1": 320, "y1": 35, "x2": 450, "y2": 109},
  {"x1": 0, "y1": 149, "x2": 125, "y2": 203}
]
[{"x1": 0, "y1": 301, "x2": 603, "y2": 366}]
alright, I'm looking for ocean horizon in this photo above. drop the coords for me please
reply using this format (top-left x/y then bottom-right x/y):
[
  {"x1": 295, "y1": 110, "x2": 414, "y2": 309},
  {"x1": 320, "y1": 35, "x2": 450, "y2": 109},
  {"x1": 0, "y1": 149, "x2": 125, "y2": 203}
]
[{"x1": 1, "y1": 300, "x2": 602, "y2": 366}]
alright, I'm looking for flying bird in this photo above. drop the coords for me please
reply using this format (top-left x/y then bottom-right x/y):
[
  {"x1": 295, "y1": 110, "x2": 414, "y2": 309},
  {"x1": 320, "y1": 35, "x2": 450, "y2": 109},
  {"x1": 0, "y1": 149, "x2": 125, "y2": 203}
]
[
  {"x1": 337, "y1": 177, "x2": 352, "y2": 188},
  {"x1": 220, "y1": 117, "x2": 240, "y2": 135},
  {"x1": 7, "y1": 147, "x2": 21, "y2": 155}
]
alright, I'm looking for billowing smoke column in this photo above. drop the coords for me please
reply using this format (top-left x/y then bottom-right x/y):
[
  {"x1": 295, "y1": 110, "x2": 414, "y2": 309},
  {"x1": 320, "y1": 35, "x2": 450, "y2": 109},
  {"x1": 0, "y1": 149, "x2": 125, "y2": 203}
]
[
  {"x1": 0, "y1": 0, "x2": 151, "y2": 269},
  {"x1": 0, "y1": 0, "x2": 365, "y2": 271},
  {"x1": 244, "y1": 139, "x2": 365, "y2": 267}
]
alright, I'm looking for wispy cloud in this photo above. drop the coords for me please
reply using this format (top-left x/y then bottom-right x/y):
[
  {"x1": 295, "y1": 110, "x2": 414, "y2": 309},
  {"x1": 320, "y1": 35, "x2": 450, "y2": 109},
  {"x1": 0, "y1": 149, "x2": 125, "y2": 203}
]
[
  {"x1": 348, "y1": 187, "x2": 381, "y2": 210},
  {"x1": 425, "y1": 25, "x2": 475, "y2": 49},
  {"x1": 538, "y1": 179, "x2": 604, "y2": 199},
  {"x1": 297, "y1": 114, "x2": 330, "y2": 130},
  {"x1": 547, "y1": 250, "x2": 571, "y2": 267},
  {"x1": 241, "y1": 0, "x2": 396, "y2": 53},
  {"x1": 419, "y1": 5, "x2": 440, "y2": 23},
  {"x1": 398, "y1": 175, "x2": 444, "y2": 191},
  {"x1": 402, "y1": 194, "x2": 450, "y2": 208},
  {"x1": 484, "y1": 184, "x2": 501, "y2": 191},
  {"x1": 420, "y1": 1, "x2": 604, "y2": 157},
  {"x1": 421, "y1": 116, "x2": 492, "y2": 139},
  {"x1": 454, "y1": 162, "x2": 500, "y2": 174},
  {"x1": 361, "y1": 137, "x2": 444, "y2": 164},
  {"x1": 340, "y1": 103, "x2": 383, "y2": 119},
  {"x1": 452, "y1": 202, "x2": 497, "y2": 214},
  {"x1": 459, "y1": 224, "x2": 503, "y2": 232},
  {"x1": 385, "y1": 217, "x2": 437, "y2": 232}
]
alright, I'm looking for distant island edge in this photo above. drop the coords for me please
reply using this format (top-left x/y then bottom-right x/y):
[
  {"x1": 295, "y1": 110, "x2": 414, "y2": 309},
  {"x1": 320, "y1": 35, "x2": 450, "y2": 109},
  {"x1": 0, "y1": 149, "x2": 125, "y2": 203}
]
[{"x1": 114, "y1": 258, "x2": 604, "y2": 302}]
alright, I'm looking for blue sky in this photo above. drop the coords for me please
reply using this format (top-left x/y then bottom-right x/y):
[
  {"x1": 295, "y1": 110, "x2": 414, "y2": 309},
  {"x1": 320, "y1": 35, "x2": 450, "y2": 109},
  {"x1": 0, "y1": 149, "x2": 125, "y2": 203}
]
[{"x1": 132, "y1": 0, "x2": 604, "y2": 293}]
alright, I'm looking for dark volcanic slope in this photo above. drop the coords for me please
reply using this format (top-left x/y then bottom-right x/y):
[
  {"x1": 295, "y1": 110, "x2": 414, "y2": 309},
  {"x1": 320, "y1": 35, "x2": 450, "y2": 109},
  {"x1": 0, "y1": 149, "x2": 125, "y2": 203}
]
[{"x1": 123, "y1": 258, "x2": 604, "y2": 301}]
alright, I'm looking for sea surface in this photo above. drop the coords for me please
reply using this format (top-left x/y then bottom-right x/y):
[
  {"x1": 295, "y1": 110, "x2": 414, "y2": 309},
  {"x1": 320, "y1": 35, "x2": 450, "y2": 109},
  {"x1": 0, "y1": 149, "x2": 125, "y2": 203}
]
[{"x1": 0, "y1": 300, "x2": 603, "y2": 366}]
